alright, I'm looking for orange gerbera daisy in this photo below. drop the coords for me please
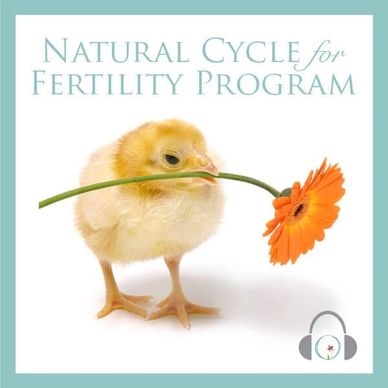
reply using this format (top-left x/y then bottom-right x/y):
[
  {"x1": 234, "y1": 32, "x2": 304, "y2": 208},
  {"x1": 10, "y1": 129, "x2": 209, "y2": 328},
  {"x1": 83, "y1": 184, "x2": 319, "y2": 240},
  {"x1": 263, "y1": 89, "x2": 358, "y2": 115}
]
[{"x1": 263, "y1": 159, "x2": 345, "y2": 265}]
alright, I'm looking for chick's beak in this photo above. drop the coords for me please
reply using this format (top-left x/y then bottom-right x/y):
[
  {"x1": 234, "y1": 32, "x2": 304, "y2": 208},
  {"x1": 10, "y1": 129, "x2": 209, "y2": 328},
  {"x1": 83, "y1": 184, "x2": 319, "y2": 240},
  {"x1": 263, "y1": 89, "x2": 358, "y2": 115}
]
[
  {"x1": 204, "y1": 161, "x2": 218, "y2": 175},
  {"x1": 193, "y1": 154, "x2": 219, "y2": 184}
]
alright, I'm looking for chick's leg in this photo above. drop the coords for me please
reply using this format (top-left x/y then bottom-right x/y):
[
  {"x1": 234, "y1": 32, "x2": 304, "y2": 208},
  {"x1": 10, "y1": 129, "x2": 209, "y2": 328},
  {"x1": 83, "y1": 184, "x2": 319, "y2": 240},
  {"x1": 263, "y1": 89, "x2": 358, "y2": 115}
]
[
  {"x1": 149, "y1": 256, "x2": 220, "y2": 329},
  {"x1": 97, "y1": 260, "x2": 151, "y2": 319}
]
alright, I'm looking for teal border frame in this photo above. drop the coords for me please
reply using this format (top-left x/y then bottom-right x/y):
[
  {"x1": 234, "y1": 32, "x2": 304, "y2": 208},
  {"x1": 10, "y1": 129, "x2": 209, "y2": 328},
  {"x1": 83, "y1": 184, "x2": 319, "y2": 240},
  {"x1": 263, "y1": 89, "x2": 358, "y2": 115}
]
[{"x1": 1, "y1": 1, "x2": 387, "y2": 387}]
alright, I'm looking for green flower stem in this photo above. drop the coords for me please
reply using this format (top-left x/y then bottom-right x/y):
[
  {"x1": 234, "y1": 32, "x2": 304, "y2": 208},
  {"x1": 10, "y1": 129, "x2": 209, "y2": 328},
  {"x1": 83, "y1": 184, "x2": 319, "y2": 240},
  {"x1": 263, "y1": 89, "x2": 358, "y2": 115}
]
[
  {"x1": 218, "y1": 172, "x2": 280, "y2": 197},
  {"x1": 38, "y1": 171, "x2": 280, "y2": 209}
]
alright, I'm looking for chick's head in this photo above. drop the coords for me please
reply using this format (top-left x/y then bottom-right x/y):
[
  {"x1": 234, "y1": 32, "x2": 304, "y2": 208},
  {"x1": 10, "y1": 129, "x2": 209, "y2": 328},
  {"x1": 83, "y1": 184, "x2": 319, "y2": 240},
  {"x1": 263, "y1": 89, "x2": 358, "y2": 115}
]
[{"x1": 114, "y1": 119, "x2": 219, "y2": 194}]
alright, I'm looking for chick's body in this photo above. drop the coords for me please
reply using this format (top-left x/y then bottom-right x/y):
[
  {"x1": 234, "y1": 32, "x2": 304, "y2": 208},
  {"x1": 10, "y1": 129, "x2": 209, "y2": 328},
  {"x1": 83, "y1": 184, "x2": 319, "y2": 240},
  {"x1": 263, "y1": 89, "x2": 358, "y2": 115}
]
[
  {"x1": 77, "y1": 143, "x2": 223, "y2": 262},
  {"x1": 75, "y1": 119, "x2": 224, "y2": 328}
]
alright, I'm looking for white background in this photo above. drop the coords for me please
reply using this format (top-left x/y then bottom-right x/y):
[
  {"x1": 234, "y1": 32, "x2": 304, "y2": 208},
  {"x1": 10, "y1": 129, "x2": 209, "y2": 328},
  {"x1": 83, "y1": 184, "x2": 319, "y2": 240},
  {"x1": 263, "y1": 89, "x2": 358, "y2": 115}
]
[{"x1": 16, "y1": 16, "x2": 372, "y2": 373}]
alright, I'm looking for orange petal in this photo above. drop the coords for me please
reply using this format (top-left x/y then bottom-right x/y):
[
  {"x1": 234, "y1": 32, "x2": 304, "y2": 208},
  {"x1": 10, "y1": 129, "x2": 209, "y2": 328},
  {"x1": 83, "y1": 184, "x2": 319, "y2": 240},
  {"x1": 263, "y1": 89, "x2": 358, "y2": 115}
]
[
  {"x1": 303, "y1": 215, "x2": 325, "y2": 241},
  {"x1": 273, "y1": 196, "x2": 291, "y2": 209},
  {"x1": 291, "y1": 182, "x2": 301, "y2": 203},
  {"x1": 268, "y1": 223, "x2": 285, "y2": 246},
  {"x1": 276, "y1": 226, "x2": 290, "y2": 265},
  {"x1": 318, "y1": 158, "x2": 327, "y2": 173},
  {"x1": 270, "y1": 248, "x2": 278, "y2": 264},
  {"x1": 301, "y1": 170, "x2": 314, "y2": 195},
  {"x1": 309, "y1": 159, "x2": 328, "y2": 190},
  {"x1": 276, "y1": 203, "x2": 293, "y2": 219},
  {"x1": 295, "y1": 222, "x2": 309, "y2": 254},
  {"x1": 299, "y1": 220, "x2": 315, "y2": 252},
  {"x1": 263, "y1": 218, "x2": 280, "y2": 236},
  {"x1": 310, "y1": 164, "x2": 342, "y2": 194},
  {"x1": 314, "y1": 168, "x2": 344, "y2": 193},
  {"x1": 308, "y1": 204, "x2": 339, "y2": 228},
  {"x1": 310, "y1": 181, "x2": 345, "y2": 205},
  {"x1": 288, "y1": 225, "x2": 303, "y2": 263}
]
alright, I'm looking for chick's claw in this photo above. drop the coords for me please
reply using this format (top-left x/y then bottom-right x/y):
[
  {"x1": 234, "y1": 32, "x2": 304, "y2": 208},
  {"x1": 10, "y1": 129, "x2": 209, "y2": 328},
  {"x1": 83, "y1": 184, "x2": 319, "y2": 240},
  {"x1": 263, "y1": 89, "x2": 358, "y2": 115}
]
[
  {"x1": 97, "y1": 293, "x2": 151, "y2": 319},
  {"x1": 149, "y1": 294, "x2": 220, "y2": 330}
]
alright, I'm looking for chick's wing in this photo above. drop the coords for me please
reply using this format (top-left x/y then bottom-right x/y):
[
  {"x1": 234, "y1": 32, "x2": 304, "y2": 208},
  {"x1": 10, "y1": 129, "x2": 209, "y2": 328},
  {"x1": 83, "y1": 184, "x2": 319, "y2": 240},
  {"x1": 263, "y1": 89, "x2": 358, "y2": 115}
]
[{"x1": 77, "y1": 143, "x2": 121, "y2": 231}]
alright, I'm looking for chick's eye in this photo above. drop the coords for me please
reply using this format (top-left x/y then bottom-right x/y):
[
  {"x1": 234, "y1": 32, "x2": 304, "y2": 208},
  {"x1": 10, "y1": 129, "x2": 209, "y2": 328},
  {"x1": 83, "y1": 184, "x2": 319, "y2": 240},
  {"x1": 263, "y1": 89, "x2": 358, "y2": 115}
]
[{"x1": 164, "y1": 154, "x2": 180, "y2": 165}]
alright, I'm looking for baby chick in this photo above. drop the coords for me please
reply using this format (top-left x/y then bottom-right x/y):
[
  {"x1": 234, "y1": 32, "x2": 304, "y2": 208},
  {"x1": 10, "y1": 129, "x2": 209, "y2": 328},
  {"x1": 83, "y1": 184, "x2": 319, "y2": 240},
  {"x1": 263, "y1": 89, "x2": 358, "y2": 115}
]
[{"x1": 75, "y1": 119, "x2": 224, "y2": 329}]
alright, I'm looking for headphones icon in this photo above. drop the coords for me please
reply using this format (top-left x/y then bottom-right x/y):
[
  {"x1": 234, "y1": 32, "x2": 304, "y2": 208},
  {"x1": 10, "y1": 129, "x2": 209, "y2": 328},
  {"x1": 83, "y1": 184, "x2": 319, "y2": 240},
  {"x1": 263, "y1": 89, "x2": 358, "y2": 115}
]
[{"x1": 299, "y1": 311, "x2": 357, "y2": 360}]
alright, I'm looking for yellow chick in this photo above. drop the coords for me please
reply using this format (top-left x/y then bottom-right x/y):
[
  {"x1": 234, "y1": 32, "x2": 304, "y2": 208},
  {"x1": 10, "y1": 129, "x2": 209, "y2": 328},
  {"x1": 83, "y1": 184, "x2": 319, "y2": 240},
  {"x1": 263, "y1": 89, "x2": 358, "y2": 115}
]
[{"x1": 75, "y1": 119, "x2": 224, "y2": 329}]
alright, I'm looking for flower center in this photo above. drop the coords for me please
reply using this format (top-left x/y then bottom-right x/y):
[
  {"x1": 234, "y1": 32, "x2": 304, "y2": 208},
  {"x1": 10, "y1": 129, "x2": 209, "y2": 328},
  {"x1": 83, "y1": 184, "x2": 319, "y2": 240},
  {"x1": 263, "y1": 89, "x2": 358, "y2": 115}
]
[
  {"x1": 287, "y1": 198, "x2": 309, "y2": 224},
  {"x1": 294, "y1": 203, "x2": 304, "y2": 217}
]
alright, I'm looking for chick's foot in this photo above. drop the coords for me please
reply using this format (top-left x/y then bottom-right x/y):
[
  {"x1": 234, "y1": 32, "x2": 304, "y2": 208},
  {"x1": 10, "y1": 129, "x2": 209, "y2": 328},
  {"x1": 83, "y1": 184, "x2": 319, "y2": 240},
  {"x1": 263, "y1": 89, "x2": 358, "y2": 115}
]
[
  {"x1": 97, "y1": 292, "x2": 151, "y2": 319},
  {"x1": 97, "y1": 260, "x2": 152, "y2": 319},
  {"x1": 148, "y1": 293, "x2": 220, "y2": 330}
]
